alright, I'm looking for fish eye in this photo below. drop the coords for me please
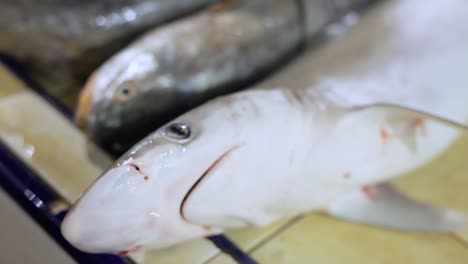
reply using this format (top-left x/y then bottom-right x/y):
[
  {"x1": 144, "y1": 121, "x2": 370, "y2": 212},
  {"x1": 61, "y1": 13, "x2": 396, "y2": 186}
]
[
  {"x1": 115, "y1": 81, "x2": 137, "y2": 102},
  {"x1": 162, "y1": 122, "x2": 192, "y2": 144}
]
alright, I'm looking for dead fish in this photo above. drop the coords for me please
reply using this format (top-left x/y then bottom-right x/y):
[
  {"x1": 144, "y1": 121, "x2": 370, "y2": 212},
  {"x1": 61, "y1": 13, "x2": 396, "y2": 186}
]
[
  {"x1": 76, "y1": 0, "x2": 376, "y2": 156},
  {"x1": 62, "y1": 0, "x2": 468, "y2": 253},
  {"x1": 0, "y1": 0, "x2": 217, "y2": 89}
]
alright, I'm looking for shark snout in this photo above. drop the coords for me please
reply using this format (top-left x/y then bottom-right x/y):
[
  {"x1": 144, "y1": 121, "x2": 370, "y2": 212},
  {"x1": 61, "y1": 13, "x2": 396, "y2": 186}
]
[{"x1": 61, "y1": 208, "x2": 143, "y2": 253}]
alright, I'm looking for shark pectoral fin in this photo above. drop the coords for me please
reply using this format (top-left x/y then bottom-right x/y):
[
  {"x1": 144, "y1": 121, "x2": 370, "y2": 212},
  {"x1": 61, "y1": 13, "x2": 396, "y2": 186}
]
[
  {"x1": 326, "y1": 183, "x2": 467, "y2": 232},
  {"x1": 350, "y1": 102, "x2": 468, "y2": 152},
  {"x1": 351, "y1": 102, "x2": 468, "y2": 131},
  {"x1": 386, "y1": 114, "x2": 423, "y2": 153}
]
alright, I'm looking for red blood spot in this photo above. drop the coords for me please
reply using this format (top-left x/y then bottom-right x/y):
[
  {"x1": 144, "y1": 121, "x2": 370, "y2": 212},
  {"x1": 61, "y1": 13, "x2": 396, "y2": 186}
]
[
  {"x1": 379, "y1": 126, "x2": 390, "y2": 143},
  {"x1": 361, "y1": 186, "x2": 376, "y2": 200},
  {"x1": 117, "y1": 245, "x2": 143, "y2": 256},
  {"x1": 412, "y1": 118, "x2": 427, "y2": 136},
  {"x1": 343, "y1": 172, "x2": 351, "y2": 179},
  {"x1": 131, "y1": 245, "x2": 143, "y2": 253},
  {"x1": 147, "y1": 219, "x2": 156, "y2": 228},
  {"x1": 144, "y1": 176, "x2": 149, "y2": 181}
]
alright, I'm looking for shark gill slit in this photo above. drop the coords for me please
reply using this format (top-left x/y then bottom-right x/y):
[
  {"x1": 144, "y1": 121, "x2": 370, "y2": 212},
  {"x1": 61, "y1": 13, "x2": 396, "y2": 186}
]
[{"x1": 179, "y1": 145, "x2": 241, "y2": 221}]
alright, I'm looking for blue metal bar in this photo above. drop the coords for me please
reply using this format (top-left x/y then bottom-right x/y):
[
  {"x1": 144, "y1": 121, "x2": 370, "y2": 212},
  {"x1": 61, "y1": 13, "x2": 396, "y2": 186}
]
[
  {"x1": 0, "y1": 142, "x2": 128, "y2": 264},
  {"x1": 208, "y1": 235, "x2": 259, "y2": 264}
]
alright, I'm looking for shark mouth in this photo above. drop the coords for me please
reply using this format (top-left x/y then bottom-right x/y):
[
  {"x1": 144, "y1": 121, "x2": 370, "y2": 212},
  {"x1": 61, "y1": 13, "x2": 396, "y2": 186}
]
[{"x1": 179, "y1": 146, "x2": 240, "y2": 221}]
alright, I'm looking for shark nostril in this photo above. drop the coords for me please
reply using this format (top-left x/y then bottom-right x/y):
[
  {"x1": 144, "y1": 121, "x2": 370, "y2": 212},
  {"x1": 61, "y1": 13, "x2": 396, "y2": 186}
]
[{"x1": 129, "y1": 163, "x2": 141, "y2": 172}]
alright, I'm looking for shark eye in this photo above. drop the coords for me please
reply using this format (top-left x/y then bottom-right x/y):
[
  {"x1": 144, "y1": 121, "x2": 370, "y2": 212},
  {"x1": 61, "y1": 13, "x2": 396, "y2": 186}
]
[
  {"x1": 115, "y1": 81, "x2": 137, "y2": 102},
  {"x1": 162, "y1": 122, "x2": 192, "y2": 144}
]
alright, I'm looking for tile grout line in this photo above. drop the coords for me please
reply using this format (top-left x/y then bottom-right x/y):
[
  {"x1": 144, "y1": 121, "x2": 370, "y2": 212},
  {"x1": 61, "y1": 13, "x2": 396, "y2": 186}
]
[
  {"x1": 247, "y1": 215, "x2": 306, "y2": 255},
  {"x1": 203, "y1": 215, "x2": 306, "y2": 264},
  {"x1": 452, "y1": 234, "x2": 468, "y2": 249}
]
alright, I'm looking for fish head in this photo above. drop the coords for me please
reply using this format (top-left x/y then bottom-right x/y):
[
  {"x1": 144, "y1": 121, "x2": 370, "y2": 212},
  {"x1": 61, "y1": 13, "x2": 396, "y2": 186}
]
[
  {"x1": 76, "y1": 48, "x2": 178, "y2": 154},
  {"x1": 62, "y1": 94, "x2": 260, "y2": 253}
]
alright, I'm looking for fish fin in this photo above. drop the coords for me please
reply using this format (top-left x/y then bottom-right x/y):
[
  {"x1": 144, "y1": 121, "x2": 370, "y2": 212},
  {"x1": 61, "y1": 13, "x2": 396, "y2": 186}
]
[
  {"x1": 351, "y1": 102, "x2": 468, "y2": 131},
  {"x1": 326, "y1": 183, "x2": 467, "y2": 232},
  {"x1": 351, "y1": 102, "x2": 467, "y2": 152},
  {"x1": 398, "y1": 125, "x2": 418, "y2": 153},
  {"x1": 385, "y1": 114, "x2": 423, "y2": 153}
]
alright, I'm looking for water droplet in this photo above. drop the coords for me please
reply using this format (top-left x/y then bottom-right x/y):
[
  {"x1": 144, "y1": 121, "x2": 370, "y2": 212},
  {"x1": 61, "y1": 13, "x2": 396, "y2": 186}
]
[
  {"x1": 123, "y1": 8, "x2": 137, "y2": 22},
  {"x1": 95, "y1": 15, "x2": 107, "y2": 27},
  {"x1": 24, "y1": 145, "x2": 35, "y2": 158},
  {"x1": 149, "y1": 211, "x2": 161, "y2": 218}
]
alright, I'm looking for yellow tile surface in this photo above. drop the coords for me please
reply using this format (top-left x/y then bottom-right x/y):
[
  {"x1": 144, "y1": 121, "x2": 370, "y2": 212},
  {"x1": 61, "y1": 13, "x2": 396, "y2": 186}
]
[
  {"x1": 391, "y1": 135, "x2": 468, "y2": 246},
  {"x1": 132, "y1": 239, "x2": 220, "y2": 264},
  {"x1": 458, "y1": 231, "x2": 468, "y2": 245},
  {"x1": 204, "y1": 218, "x2": 296, "y2": 262},
  {"x1": 0, "y1": 91, "x2": 110, "y2": 202},
  {"x1": 208, "y1": 253, "x2": 237, "y2": 264},
  {"x1": 392, "y1": 135, "x2": 468, "y2": 213},
  {"x1": 204, "y1": 206, "x2": 302, "y2": 262},
  {"x1": 251, "y1": 214, "x2": 468, "y2": 264},
  {"x1": 224, "y1": 218, "x2": 294, "y2": 250}
]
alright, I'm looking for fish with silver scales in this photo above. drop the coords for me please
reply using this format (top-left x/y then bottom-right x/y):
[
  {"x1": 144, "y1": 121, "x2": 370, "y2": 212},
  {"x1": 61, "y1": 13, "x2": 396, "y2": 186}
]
[
  {"x1": 0, "y1": 0, "x2": 219, "y2": 95},
  {"x1": 75, "y1": 0, "x2": 377, "y2": 156}
]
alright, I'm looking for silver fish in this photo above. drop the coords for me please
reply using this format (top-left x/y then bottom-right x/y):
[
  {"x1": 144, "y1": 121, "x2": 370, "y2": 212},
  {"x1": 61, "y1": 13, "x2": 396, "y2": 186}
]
[
  {"x1": 76, "y1": 0, "x2": 376, "y2": 156},
  {"x1": 0, "y1": 0, "x2": 217, "y2": 93}
]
